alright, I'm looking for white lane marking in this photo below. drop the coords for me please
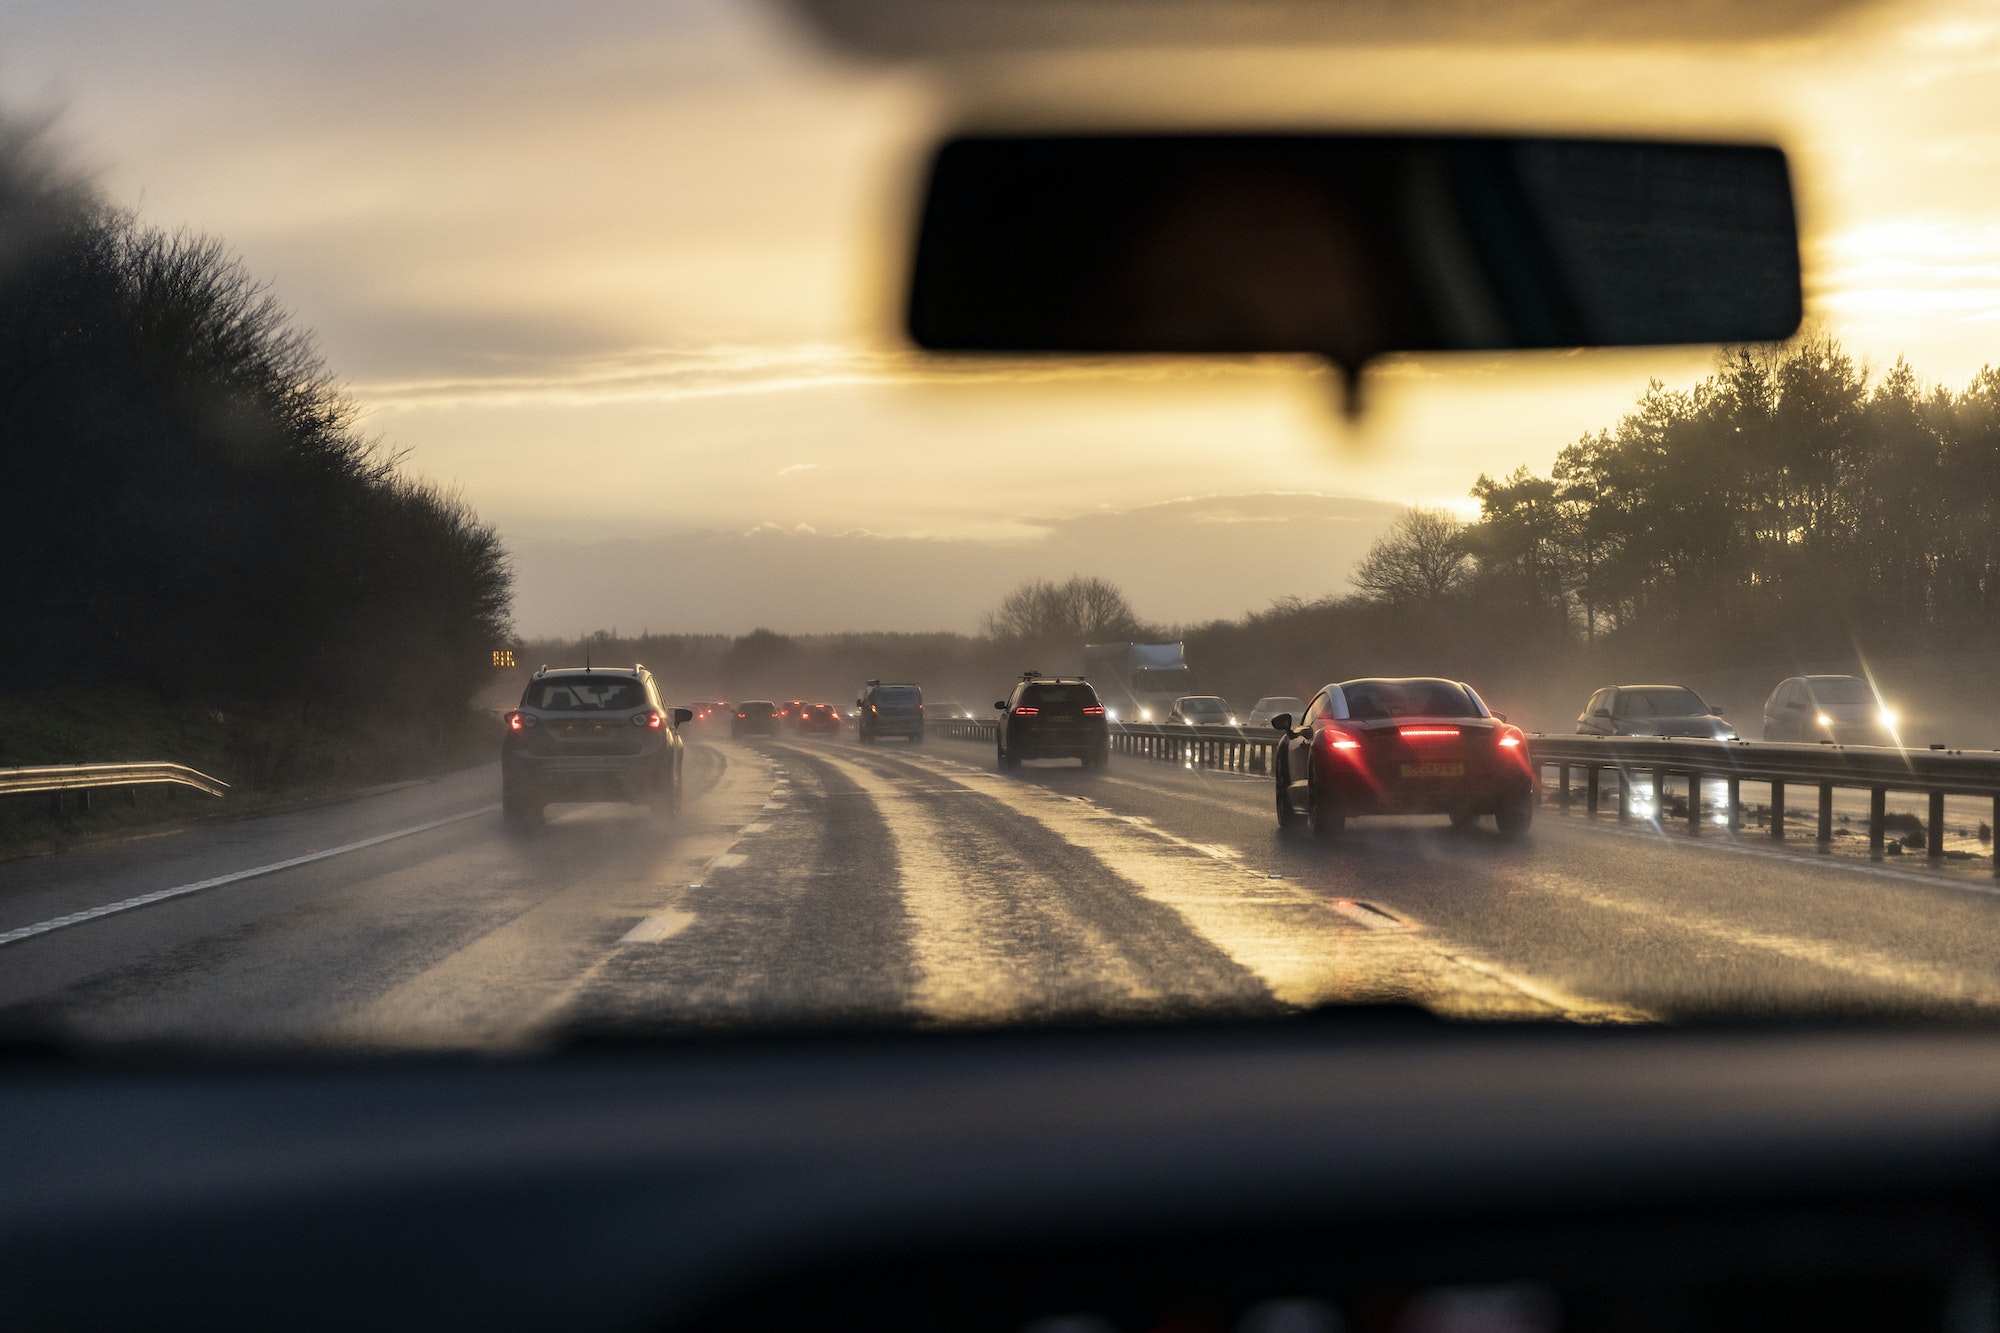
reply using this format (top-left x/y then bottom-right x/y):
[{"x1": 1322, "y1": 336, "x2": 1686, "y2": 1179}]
[
  {"x1": 711, "y1": 852, "x2": 748, "y2": 869},
  {"x1": 620, "y1": 909, "x2": 696, "y2": 944},
  {"x1": 762, "y1": 802, "x2": 786, "y2": 811},
  {"x1": 0, "y1": 805, "x2": 500, "y2": 949},
  {"x1": 740, "y1": 822, "x2": 772, "y2": 834},
  {"x1": 1329, "y1": 899, "x2": 1405, "y2": 931}
]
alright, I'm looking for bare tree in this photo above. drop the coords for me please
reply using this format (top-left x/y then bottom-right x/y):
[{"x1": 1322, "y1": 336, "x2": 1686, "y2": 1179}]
[
  {"x1": 983, "y1": 576, "x2": 1144, "y2": 644},
  {"x1": 1349, "y1": 507, "x2": 1471, "y2": 605}
]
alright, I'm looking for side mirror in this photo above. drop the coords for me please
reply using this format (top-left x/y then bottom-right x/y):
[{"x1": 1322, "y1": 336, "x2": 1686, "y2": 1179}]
[
  {"x1": 1593, "y1": 708, "x2": 1612, "y2": 719},
  {"x1": 1269, "y1": 714, "x2": 1292, "y2": 732},
  {"x1": 671, "y1": 707, "x2": 694, "y2": 727},
  {"x1": 994, "y1": 701, "x2": 1007, "y2": 710}
]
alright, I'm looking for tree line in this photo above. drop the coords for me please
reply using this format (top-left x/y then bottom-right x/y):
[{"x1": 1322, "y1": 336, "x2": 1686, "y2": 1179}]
[{"x1": 0, "y1": 117, "x2": 511, "y2": 736}]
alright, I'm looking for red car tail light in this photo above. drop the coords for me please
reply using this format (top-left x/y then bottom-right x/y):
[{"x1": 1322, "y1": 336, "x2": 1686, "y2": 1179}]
[
  {"x1": 506, "y1": 712, "x2": 535, "y2": 731},
  {"x1": 1398, "y1": 726, "x2": 1460, "y2": 740},
  {"x1": 1319, "y1": 726, "x2": 1361, "y2": 752},
  {"x1": 1497, "y1": 725, "x2": 1526, "y2": 750},
  {"x1": 1014, "y1": 706, "x2": 1040, "y2": 716},
  {"x1": 1082, "y1": 705, "x2": 1104, "y2": 715},
  {"x1": 633, "y1": 712, "x2": 663, "y2": 728}
]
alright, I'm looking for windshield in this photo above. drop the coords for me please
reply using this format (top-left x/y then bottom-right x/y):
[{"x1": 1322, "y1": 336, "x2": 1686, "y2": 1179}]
[
  {"x1": 8, "y1": 0, "x2": 2000, "y2": 1055},
  {"x1": 1617, "y1": 688, "x2": 1709, "y2": 718},
  {"x1": 1807, "y1": 678, "x2": 1873, "y2": 706}
]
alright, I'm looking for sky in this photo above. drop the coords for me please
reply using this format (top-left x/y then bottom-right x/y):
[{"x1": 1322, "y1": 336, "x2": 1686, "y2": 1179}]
[{"x1": 10, "y1": 0, "x2": 2000, "y2": 634}]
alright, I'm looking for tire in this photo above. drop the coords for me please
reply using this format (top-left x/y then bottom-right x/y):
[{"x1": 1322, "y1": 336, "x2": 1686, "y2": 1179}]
[
  {"x1": 998, "y1": 737, "x2": 1019, "y2": 770},
  {"x1": 860, "y1": 728, "x2": 876, "y2": 745},
  {"x1": 650, "y1": 762, "x2": 683, "y2": 819},
  {"x1": 1307, "y1": 767, "x2": 1346, "y2": 841},
  {"x1": 1448, "y1": 808, "x2": 1482, "y2": 830},
  {"x1": 911, "y1": 725, "x2": 925, "y2": 745},
  {"x1": 1496, "y1": 789, "x2": 1536, "y2": 838},
  {"x1": 1084, "y1": 743, "x2": 1109, "y2": 770},
  {"x1": 1275, "y1": 755, "x2": 1299, "y2": 830},
  {"x1": 502, "y1": 789, "x2": 542, "y2": 836}
]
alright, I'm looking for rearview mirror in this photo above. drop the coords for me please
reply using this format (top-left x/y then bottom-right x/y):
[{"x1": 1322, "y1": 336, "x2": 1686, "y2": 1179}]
[
  {"x1": 1269, "y1": 714, "x2": 1292, "y2": 732},
  {"x1": 671, "y1": 707, "x2": 694, "y2": 727},
  {"x1": 910, "y1": 134, "x2": 1800, "y2": 405},
  {"x1": 994, "y1": 701, "x2": 1007, "y2": 710}
]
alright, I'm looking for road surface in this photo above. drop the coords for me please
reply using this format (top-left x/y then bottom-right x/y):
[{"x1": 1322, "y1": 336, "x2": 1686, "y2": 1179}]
[{"x1": 6, "y1": 726, "x2": 2000, "y2": 1049}]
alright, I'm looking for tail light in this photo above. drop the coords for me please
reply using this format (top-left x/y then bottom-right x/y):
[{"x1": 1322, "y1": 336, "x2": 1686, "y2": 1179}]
[
  {"x1": 1497, "y1": 725, "x2": 1526, "y2": 750},
  {"x1": 1398, "y1": 726, "x2": 1460, "y2": 741},
  {"x1": 506, "y1": 711, "x2": 535, "y2": 731},
  {"x1": 1082, "y1": 705, "x2": 1104, "y2": 716},
  {"x1": 735, "y1": 711, "x2": 746, "y2": 719},
  {"x1": 1318, "y1": 726, "x2": 1361, "y2": 753},
  {"x1": 633, "y1": 711, "x2": 663, "y2": 728},
  {"x1": 1013, "y1": 706, "x2": 1040, "y2": 716}
]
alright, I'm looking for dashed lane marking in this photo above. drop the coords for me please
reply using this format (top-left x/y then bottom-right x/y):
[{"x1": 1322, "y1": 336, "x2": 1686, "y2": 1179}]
[
  {"x1": 711, "y1": 852, "x2": 748, "y2": 869},
  {"x1": 620, "y1": 909, "x2": 697, "y2": 944},
  {"x1": 0, "y1": 806, "x2": 500, "y2": 949},
  {"x1": 740, "y1": 822, "x2": 772, "y2": 834}
]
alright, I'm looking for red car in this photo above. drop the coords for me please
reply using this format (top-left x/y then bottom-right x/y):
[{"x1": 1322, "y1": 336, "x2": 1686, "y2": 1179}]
[{"x1": 1270, "y1": 677, "x2": 1536, "y2": 839}]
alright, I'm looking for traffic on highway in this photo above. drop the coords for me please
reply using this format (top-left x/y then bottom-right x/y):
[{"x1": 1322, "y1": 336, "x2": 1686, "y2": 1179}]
[{"x1": 13, "y1": 0, "x2": 2000, "y2": 1326}]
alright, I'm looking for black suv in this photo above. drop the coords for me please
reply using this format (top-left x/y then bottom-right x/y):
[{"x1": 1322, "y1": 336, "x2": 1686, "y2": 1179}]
[
  {"x1": 856, "y1": 680, "x2": 924, "y2": 743},
  {"x1": 501, "y1": 665, "x2": 689, "y2": 833},
  {"x1": 995, "y1": 674, "x2": 1110, "y2": 770}
]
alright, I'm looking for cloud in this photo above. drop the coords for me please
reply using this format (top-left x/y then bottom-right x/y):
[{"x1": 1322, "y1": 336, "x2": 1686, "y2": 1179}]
[{"x1": 777, "y1": 462, "x2": 827, "y2": 476}]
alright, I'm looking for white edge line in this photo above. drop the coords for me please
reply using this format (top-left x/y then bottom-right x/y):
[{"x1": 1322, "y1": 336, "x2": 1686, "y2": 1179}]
[{"x1": 0, "y1": 805, "x2": 500, "y2": 948}]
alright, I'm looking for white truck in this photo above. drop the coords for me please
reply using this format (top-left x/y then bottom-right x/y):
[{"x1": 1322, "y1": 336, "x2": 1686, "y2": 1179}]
[{"x1": 1081, "y1": 642, "x2": 1203, "y2": 724}]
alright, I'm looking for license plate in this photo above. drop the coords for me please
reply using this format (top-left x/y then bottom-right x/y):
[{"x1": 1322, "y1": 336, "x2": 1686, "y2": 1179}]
[
  {"x1": 562, "y1": 724, "x2": 607, "y2": 737},
  {"x1": 1400, "y1": 762, "x2": 1464, "y2": 778}
]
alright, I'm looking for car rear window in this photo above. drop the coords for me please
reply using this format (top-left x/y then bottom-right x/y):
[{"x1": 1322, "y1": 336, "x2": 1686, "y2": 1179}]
[
  {"x1": 1342, "y1": 680, "x2": 1480, "y2": 720},
  {"x1": 525, "y1": 678, "x2": 644, "y2": 711},
  {"x1": 1618, "y1": 688, "x2": 1706, "y2": 717},
  {"x1": 739, "y1": 701, "x2": 776, "y2": 716},
  {"x1": 872, "y1": 686, "x2": 921, "y2": 704},
  {"x1": 1023, "y1": 683, "x2": 1098, "y2": 708}
]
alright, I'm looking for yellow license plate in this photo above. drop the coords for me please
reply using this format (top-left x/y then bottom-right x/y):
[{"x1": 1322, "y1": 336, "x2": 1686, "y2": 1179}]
[{"x1": 1400, "y1": 762, "x2": 1465, "y2": 778}]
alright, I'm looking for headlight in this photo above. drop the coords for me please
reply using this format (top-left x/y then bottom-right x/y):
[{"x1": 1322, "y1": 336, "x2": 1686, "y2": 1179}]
[
  {"x1": 1816, "y1": 713, "x2": 1833, "y2": 727},
  {"x1": 1879, "y1": 708, "x2": 1898, "y2": 727}
]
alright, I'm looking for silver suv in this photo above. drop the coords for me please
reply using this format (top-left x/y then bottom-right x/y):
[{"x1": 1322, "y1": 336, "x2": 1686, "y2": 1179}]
[
  {"x1": 501, "y1": 665, "x2": 689, "y2": 833},
  {"x1": 856, "y1": 679, "x2": 924, "y2": 743}
]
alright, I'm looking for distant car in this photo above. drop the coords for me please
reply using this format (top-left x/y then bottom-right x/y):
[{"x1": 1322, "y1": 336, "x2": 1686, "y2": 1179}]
[
  {"x1": 1762, "y1": 675, "x2": 1899, "y2": 745},
  {"x1": 500, "y1": 664, "x2": 688, "y2": 833},
  {"x1": 781, "y1": 699, "x2": 810, "y2": 726},
  {"x1": 1576, "y1": 685, "x2": 1738, "y2": 740},
  {"x1": 924, "y1": 699, "x2": 973, "y2": 720},
  {"x1": 732, "y1": 700, "x2": 779, "y2": 737},
  {"x1": 1166, "y1": 695, "x2": 1236, "y2": 726},
  {"x1": 857, "y1": 680, "x2": 924, "y2": 743},
  {"x1": 1247, "y1": 696, "x2": 1307, "y2": 729},
  {"x1": 1271, "y1": 678, "x2": 1534, "y2": 839},
  {"x1": 996, "y1": 674, "x2": 1109, "y2": 770},
  {"x1": 798, "y1": 702, "x2": 842, "y2": 734}
]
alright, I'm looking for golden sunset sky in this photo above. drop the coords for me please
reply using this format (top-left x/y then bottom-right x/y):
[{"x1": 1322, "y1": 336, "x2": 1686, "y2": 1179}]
[{"x1": 10, "y1": 0, "x2": 2000, "y2": 631}]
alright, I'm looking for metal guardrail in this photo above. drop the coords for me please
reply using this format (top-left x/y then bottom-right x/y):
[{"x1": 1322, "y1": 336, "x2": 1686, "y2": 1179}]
[
  {"x1": 935, "y1": 718, "x2": 2000, "y2": 874},
  {"x1": 1528, "y1": 735, "x2": 2000, "y2": 872},
  {"x1": 0, "y1": 762, "x2": 230, "y2": 814}
]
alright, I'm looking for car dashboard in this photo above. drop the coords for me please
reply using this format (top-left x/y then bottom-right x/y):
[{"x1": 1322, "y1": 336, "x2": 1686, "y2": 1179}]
[{"x1": 3, "y1": 1018, "x2": 1998, "y2": 1331}]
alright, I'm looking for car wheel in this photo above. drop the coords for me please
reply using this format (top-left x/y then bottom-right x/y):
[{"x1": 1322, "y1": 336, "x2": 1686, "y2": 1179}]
[
  {"x1": 502, "y1": 790, "x2": 542, "y2": 836},
  {"x1": 1495, "y1": 789, "x2": 1536, "y2": 837},
  {"x1": 998, "y1": 739, "x2": 1019, "y2": 770},
  {"x1": 1274, "y1": 755, "x2": 1299, "y2": 830},
  {"x1": 1307, "y1": 767, "x2": 1345, "y2": 841},
  {"x1": 1085, "y1": 743, "x2": 1109, "y2": 770},
  {"x1": 1448, "y1": 808, "x2": 1482, "y2": 830}
]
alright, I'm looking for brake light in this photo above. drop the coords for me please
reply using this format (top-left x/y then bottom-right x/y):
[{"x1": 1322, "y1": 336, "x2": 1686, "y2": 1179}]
[
  {"x1": 735, "y1": 711, "x2": 746, "y2": 718},
  {"x1": 1497, "y1": 725, "x2": 1525, "y2": 750},
  {"x1": 1082, "y1": 706, "x2": 1104, "y2": 715},
  {"x1": 1319, "y1": 727, "x2": 1361, "y2": 752},
  {"x1": 1398, "y1": 726, "x2": 1460, "y2": 740},
  {"x1": 1014, "y1": 706, "x2": 1039, "y2": 716},
  {"x1": 633, "y1": 711, "x2": 663, "y2": 728},
  {"x1": 507, "y1": 711, "x2": 534, "y2": 731}
]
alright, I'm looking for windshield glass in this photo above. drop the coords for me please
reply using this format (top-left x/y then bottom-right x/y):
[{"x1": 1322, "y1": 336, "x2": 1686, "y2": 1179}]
[
  {"x1": 7, "y1": 0, "x2": 2000, "y2": 1053},
  {"x1": 1807, "y1": 678, "x2": 1873, "y2": 705},
  {"x1": 1618, "y1": 689, "x2": 1708, "y2": 718}
]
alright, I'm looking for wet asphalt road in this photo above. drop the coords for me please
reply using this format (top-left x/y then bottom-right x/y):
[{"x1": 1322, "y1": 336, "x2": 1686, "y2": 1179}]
[{"x1": 5, "y1": 725, "x2": 2000, "y2": 1049}]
